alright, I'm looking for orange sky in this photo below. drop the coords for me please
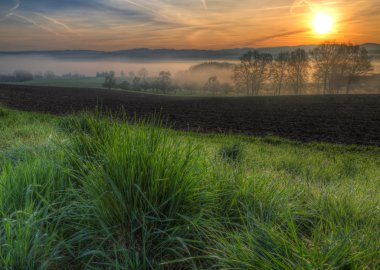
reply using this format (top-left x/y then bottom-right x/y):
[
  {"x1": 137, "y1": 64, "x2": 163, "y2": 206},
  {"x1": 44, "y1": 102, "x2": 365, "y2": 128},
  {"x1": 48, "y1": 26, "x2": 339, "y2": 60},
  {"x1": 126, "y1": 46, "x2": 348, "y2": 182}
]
[{"x1": 0, "y1": 0, "x2": 379, "y2": 50}]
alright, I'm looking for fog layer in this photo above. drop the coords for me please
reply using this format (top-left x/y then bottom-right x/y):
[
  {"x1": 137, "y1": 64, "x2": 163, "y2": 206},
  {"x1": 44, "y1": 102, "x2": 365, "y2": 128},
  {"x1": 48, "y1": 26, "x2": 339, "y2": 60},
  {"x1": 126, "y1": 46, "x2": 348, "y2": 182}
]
[{"x1": 0, "y1": 56, "x2": 204, "y2": 76}]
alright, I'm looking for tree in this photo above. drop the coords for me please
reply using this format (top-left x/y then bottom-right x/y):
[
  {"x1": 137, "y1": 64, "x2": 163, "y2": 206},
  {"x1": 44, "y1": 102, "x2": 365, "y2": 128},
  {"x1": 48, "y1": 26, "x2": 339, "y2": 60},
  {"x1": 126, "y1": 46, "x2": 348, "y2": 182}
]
[
  {"x1": 132, "y1": 76, "x2": 142, "y2": 91},
  {"x1": 233, "y1": 50, "x2": 273, "y2": 96},
  {"x1": 310, "y1": 42, "x2": 372, "y2": 94},
  {"x1": 233, "y1": 57, "x2": 251, "y2": 95},
  {"x1": 311, "y1": 42, "x2": 347, "y2": 94},
  {"x1": 138, "y1": 68, "x2": 148, "y2": 82},
  {"x1": 344, "y1": 45, "x2": 372, "y2": 94},
  {"x1": 288, "y1": 49, "x2": 309, "y2": 95},
  {"x1": 13, "y1": 70, "x2": 34, "y2": 82},
  {"x1": 44, "y1": 70, "x2": 56, "y2": 79},
  {"x1": 103, "y1": 71, "x2": 117, "y2": 88},
  {"x1": 271, "y1": 51, "x2": 290, "y2": 96},
  {"x1": 157, "y1": 71, "x2": 172, "y2": 94},
  {"x1": 203, "y1": 76, "x2": 220, "y2": 95}
]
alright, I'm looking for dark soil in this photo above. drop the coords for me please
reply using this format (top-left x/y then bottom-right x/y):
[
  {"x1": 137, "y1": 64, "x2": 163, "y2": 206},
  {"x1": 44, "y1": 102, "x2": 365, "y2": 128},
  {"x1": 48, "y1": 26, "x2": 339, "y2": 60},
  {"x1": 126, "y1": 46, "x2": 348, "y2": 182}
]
[{"x1": 1, "y1": 84, "x2": 379, "y2": 145}]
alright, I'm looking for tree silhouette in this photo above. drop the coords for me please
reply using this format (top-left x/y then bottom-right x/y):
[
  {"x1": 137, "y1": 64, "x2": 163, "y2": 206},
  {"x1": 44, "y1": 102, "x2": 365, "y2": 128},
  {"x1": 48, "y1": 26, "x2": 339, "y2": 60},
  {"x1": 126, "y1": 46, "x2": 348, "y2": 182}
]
[
  {"x1": 344, "y1": 45, "x2": 373, "y2": 94},
  {"x1": 233, "y1": 50, "x2": 273, "y2": 96},
  {"x1": 157, "y1": 71, "x2": 172, "y2": 94},
  {"x1": 311, "y1": 42, "x2": 372, "y2": 94},
  {"x1": 288, "y1": 49, "x2": 309, "y2": 95},
  {"x1": 204, "y1": 76, "x2": 220, "y2": 95},
  {"x1": 102, "y1": 71, "x2": 117, "y2": 88},
  {"x1": 271, "y1": 51, "x2": 290, "y2": 96},
  {"x1": 138, "y1": 68, "x2": 148, "y2": 82}
]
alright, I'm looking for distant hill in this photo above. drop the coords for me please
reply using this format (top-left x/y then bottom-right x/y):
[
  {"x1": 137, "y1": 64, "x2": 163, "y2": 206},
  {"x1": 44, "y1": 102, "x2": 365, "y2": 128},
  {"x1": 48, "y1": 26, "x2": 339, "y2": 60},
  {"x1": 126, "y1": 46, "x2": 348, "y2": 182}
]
[{"x1": 0, "y1": 44, "x2": 379, "y2": 61}]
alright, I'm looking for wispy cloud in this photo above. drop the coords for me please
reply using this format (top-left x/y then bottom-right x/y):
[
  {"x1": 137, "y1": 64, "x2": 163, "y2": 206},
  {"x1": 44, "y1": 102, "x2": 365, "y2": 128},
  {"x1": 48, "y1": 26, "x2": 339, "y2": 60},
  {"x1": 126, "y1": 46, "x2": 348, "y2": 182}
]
[
  {"x1": 249, "y1": 28, "x2": 310, "y2": 45},
  {"x1": 13, "y1": 13, "x2": 66, "y2": 37},
  {"x1": 0, "y1": 0, "x2": 20, "y2": 21},
  {"x1": 33, "y1": 12, "x2": 73, "y2": 32},
  {"x1": 0, "y1": 0, "x2": 379, "y2": 50}
]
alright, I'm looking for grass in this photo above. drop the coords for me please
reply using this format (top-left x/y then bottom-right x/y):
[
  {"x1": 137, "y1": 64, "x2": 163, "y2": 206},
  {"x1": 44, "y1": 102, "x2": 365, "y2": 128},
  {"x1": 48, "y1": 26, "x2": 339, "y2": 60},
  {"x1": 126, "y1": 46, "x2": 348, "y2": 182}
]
[{"x1": 0, "y1": 106, "x2": 379, "y2": 269}]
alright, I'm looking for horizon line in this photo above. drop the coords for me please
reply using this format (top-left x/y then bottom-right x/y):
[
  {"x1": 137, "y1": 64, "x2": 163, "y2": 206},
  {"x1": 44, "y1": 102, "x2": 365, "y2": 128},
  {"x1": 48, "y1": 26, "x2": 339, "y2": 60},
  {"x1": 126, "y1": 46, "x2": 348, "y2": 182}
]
[{"x1": 1, "y1": 42, "x2": 379, "y2": 53}]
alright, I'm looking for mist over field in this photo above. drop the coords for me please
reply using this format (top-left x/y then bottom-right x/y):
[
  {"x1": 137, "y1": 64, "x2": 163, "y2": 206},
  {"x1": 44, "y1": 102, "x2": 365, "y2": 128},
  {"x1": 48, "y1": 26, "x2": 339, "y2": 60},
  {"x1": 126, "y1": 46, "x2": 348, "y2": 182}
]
[
  {"x1": 0, "y1": 52, "x2": 379, "y2": 95},
  {"x1": 1, "y1": 43, "x2": 379, "y2": 78},
  {"x1": 0, "y1": 55, "x2": 205, "y2": 77}
]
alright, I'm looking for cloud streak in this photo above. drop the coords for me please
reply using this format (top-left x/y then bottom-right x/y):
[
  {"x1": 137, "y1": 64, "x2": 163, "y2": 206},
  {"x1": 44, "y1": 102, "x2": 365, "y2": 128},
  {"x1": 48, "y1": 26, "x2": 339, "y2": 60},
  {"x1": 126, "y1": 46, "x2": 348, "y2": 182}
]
[
  {"x1": 33, "y1": 12, "x2": 73, "y2": 32},
  {"x1": 0, "y1": 0, "x2": 379, "y2": 50},
  {"x1": 13, "y1": 14, "x2": 66, "y2": 37},
  {"x1": 0, "y1": 0, "x2": 20, "y2": 21}
]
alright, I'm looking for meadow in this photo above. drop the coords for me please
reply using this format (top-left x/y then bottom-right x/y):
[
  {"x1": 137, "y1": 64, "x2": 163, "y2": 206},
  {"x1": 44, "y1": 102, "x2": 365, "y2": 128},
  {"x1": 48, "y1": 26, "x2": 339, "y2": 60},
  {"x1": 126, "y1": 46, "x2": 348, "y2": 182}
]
[{"x1": 0, "y1": 106, "x2": 379, "y2": 269}]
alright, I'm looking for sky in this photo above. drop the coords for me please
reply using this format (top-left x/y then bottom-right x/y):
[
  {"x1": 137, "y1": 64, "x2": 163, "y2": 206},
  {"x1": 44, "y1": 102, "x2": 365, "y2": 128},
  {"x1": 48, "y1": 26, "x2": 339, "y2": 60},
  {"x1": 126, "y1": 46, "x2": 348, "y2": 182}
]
[{"x1": 0, "y1": 0, "x2": 379, "y2": 51}]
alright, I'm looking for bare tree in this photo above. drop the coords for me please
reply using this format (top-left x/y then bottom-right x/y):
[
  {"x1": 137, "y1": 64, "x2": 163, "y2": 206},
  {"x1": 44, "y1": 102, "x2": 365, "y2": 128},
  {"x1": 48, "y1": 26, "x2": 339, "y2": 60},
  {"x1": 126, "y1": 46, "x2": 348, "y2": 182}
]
[
  {"x1": 233, "y1": 50, "x2": 273, "y2": 96},
  {"x1": 271, "y1": 51, "x2": 290, "y2": 96},
  {"x1": 288, "y1": 49, "x2": 309, "y2": 95},
  {"x1": 138, "y1": 68, "x2": 148, "y2": 82},
  {"x1": 157, "y1": 71, "x2": 172, "y2": 94},
  {"x1": 310, "y1": 42, "x2": 339, "y2": 94},
  {"x1": 204, "y1": 76, "x2": 220, "y2": 95},
  {"x1": 310, "y1": 42, "x2": 372, "y2": 94},
  {"x1": 233, "y1": 60, "x2": 250, "y2": 95},
  {"x1": 344, "y1": 45, "x2": 373, "y2": 94}
]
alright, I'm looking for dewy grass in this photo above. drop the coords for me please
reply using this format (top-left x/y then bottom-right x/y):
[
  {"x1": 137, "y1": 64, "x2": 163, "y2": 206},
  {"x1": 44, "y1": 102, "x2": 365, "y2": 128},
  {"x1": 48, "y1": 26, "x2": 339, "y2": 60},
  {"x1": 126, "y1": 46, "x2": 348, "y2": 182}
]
[
  {"x1": 0, "y1": 106, "x2": 379, "y2": 269},
  {"x1": 0, "y1": 156, "x2": 71, "y2": 269},
  {"x1": 63, "y1": 113, "x2": 216, "y2": 268}
]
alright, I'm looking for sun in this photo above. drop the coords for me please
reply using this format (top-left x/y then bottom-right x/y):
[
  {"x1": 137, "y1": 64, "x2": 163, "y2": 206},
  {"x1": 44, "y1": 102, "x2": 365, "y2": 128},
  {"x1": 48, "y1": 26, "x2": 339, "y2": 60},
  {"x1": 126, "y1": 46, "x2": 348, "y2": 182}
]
[{"x1": 313, "y1": 12, "x2": 333, "y2": 34}]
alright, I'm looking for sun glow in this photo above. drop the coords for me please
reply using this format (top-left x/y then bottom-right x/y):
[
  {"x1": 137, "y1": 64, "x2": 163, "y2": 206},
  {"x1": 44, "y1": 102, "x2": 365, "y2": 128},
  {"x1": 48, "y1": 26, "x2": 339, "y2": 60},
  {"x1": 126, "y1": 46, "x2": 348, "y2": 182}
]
[{"x1": 313, "y1": 12, "x2": 333, "y2": 35}]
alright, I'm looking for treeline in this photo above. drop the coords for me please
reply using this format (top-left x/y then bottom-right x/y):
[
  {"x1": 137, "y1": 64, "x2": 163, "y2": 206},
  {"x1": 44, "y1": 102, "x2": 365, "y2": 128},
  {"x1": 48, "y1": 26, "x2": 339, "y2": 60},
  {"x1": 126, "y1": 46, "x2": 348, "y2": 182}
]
[
  {"x1": 103, "y1": 70, "x2": 176, "y2": 94},
  {"x1": 0, "y1": 70, "x2": 34, "y2": 82},
  {"x1": 102, "y1": 70, "x2": 235, "y2": 95},
  {"x1": 0, "y1": 70, "x2": 86, "y2": 82},
  {"x1": 102, "y1": 42, "x2": 374, "y2": 96},
  {"x1": 234, "y1": 42, "x2": 373, "y2": 95}
]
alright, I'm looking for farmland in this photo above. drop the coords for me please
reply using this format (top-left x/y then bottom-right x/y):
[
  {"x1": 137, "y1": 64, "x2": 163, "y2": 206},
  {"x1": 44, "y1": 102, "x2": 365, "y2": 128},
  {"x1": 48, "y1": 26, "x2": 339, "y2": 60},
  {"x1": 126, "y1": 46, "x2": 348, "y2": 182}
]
[{"x1": 0, "y1": 84, "x2": 379, "y2": 145}]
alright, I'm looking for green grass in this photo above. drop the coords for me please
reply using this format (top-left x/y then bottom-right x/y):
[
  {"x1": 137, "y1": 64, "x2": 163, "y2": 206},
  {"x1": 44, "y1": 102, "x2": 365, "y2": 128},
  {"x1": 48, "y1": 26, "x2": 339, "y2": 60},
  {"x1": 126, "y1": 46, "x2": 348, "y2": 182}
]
[{"x1": 0, "y1": 106, "x2": 379, "y2": 269}]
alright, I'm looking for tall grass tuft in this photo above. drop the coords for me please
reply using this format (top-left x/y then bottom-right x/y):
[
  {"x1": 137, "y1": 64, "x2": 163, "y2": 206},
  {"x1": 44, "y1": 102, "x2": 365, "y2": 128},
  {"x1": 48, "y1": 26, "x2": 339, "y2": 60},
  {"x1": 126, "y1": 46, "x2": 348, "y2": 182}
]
[
  {"x1": 65, "y1": 114, "x2": 216, "y2": 268},
  {"x1": 0, "y1": 157, "x2": 71, "y2": 269}
]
